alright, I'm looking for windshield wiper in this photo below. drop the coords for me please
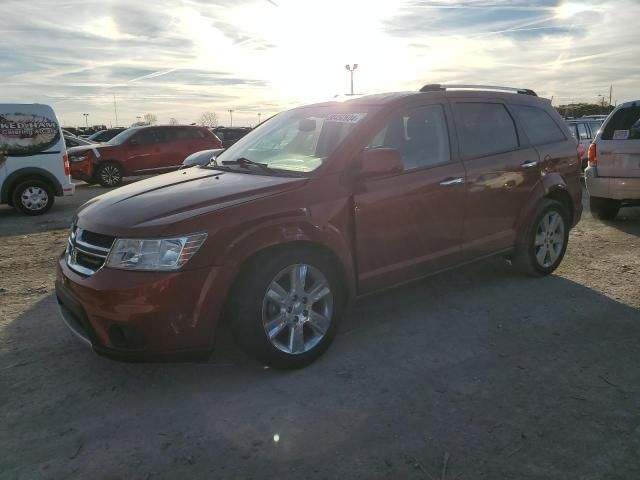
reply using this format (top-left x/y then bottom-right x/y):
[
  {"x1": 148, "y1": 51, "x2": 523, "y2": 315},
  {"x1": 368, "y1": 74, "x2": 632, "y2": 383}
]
[
  {"x1": 217, "y1": 157, "x2": 304, "y2": 177},
  {"x1": 220, "y1": 157, "x2": 273, "y2": 171}
]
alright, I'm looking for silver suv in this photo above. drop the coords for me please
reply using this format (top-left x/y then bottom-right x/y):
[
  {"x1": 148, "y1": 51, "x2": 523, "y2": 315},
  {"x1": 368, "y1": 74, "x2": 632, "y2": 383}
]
[{"x1": 585, "y1": 101, "x2": 640, "y2": 219}]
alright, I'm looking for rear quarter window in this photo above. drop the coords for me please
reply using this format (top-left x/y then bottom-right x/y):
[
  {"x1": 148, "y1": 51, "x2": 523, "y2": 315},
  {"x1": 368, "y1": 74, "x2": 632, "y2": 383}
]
[
  {"x1": 601, "y1": 106, "x2": 640, "y2": 140},
  {"x1": 511, "y1": 104, "x2": 566, "y2": 145}
]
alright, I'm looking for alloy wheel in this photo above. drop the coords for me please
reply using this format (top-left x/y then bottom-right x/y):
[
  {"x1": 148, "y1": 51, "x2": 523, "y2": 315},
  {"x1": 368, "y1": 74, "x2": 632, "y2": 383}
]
[
  {"x1": 534, "y1": 211, "x2": 565, "y2": 268},
  {"x1": 261, "y1": 264, "x2": 334, "y2": 355},
  {"x1": 100, "y1": 165, "x2": 121, "y2": 186}
]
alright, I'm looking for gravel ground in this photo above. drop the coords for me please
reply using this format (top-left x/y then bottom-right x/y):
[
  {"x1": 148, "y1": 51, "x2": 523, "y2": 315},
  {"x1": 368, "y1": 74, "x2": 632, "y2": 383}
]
[{"x1": 1, "y1": 185, "x2": 639, "y2": 480}]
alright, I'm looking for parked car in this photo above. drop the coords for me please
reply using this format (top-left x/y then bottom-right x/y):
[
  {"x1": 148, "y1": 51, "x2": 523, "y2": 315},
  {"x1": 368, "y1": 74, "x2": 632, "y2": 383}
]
[
  {"x1": 87, "y1": 127, "x2": 126, "y2": 143},
  {"x1": 566, "y1": 117, "x2": 604, "y2": 169},
  {"x1": 0, "y1": 103, "x2": 74, "y2": 215},
  {"x1": 56, "y1": 84, "x2": 582, "y2": 368},
  {"x1": 64, "y1": 135, "x2": 95, "y2": 148},
  {"x1": 585, "y1": 100, "x2": 640, "y2": 219},
  {"x1": 180, "y1": 148, "x2": 225, "y2": 169},
  {"x1": 67, "y1": 125, "x2": 223, "y2": 187},
  {"x1": 211, "y1": 127, "x2": 251, "y2": 148}
]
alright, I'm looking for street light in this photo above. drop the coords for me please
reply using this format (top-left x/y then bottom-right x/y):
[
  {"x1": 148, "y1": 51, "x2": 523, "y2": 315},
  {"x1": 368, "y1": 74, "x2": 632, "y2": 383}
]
[
  {"x1": 82, "y1": 113, "x2": 89, "y2": 128},
  {"x1": 229, "y1": 109, "x2": 234, "y2": 127},
  {"x1": 344, "y1": 64, "x2": 358, "y2": 96},
  {"x1": 257, "y1": 112, "x2": 262, "y2": 124}
]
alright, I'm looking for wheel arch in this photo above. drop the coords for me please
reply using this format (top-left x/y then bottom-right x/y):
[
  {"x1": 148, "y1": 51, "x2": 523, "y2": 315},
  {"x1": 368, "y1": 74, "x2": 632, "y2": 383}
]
[
  {"x1": 1, "y1": 167, "x2": 62, "y2": 203},
  {"x1": 515, "y1": 174, "x2": 575, "y2": 245},
  {"x1": 228, "y1": 239, "x2": 355, "y2": 304}
]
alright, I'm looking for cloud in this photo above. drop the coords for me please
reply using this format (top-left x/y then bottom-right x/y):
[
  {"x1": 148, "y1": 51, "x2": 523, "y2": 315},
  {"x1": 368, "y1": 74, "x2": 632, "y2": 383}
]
[{"x1": 0, "y1": 0, "x2": 638, "y2": 126}]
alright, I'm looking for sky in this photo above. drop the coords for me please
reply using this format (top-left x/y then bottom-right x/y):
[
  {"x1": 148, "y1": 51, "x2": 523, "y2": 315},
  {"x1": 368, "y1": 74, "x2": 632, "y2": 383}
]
[{"x1": 1, "y1": 0, "x2": 638, "y2": 128}]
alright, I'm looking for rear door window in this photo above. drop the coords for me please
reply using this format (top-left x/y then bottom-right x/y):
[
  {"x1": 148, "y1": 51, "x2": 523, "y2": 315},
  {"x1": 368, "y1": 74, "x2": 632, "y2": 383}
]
[
  {"x1": 453, "y1": 103, "x2": 519, "y2": 157},
  {"x1": 510, "y1": 104, "x2": 566, "y2": 145},
  {"x1": 602, "y1": 106, "x2": 640, "y2": 140}
]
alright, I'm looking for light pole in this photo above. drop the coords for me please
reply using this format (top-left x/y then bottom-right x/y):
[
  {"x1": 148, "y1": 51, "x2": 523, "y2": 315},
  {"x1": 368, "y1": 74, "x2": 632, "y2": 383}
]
[
  {"x1": 229, "y1": 109, "x2": 233, "y2": 127},
  {"x1": 344, "y1": 64, "x2": 358, "y2": 96},
  {"x1": 257, "y1": 112, "x2": 262, "y2": 124},
  {"x1": 82, "y1": 113, "x2": 89, "y2": 128}
]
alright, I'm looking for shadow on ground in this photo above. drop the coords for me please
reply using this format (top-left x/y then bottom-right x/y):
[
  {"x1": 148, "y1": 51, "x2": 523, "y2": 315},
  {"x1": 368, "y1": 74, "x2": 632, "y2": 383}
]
[{"x1": 2, "y1": 258, "x2": 639, "y2": 479}]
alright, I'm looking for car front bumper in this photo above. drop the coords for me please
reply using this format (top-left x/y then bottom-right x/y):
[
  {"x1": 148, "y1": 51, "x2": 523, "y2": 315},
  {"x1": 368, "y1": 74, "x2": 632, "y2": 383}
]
[
  {"x1": 55, "y1": 254, "x2": 236, "y2": 361},
  {"x1": 585, "y1": 167, "x2": 640, "y2": 200},
  {"x1": 70, "y1": 160, "x2": 94, "y2": 182}
]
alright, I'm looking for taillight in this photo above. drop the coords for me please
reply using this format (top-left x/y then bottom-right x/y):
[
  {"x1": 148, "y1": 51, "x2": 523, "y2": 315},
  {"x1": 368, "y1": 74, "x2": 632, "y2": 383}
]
[
  {"x1": 63, "y1": 153, "x2": 70, "y2": 176},
  {"x1": 588, "y1": 143, "x2": 597, "y2": 167}
]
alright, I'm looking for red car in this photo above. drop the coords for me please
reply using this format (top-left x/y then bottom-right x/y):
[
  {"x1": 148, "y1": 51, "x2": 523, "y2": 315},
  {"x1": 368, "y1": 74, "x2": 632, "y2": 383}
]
[
  {"x1": 67, "y1": 125, "x2": 222, "y2": 187},
  {"x1": 56, "y1": 85, "x2": 582, "y2": 368}
]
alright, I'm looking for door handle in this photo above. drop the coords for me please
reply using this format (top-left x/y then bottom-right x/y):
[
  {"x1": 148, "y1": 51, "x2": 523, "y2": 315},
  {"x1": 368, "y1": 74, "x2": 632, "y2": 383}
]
[
  {"x1": 439, "y1": 177, "x2": 464, "y2": 186},
  {"x1": 520, "y1": 160, "x2": 538, "y2": 168}
]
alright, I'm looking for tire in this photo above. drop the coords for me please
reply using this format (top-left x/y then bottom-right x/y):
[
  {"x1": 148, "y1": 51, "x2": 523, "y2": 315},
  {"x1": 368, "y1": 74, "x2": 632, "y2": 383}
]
[
  {"x1": 11, "y1": 178, "x2": 55, "y2": 215},
  {"x1": 513, "y1": 199, "x2": 569, "y2": 277},
  {"x1": 227, "y1": 246, "x2": 346, "y2": 369},
  {"x1": 96, "y1": 162, "x2": 123, "y2": 187},
  {"x1": 590, "y1": 197, "x2": 620, "y2": 221}
]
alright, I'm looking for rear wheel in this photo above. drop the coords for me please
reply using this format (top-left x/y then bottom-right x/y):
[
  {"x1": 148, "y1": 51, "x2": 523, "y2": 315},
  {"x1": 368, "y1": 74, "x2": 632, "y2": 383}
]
[
  {"x1": 590, "y1": 197, "x2": 620, "y2": 221},
  {"x1": 96, "y1": 162, "x2": 123, "y2": 187},
  {"x1": 11, "y1": 179, "x2": 55, "y2": 215},
  {"x1": 227, "y1": 247, "x2": 345, "y2": 369},
  {"x1": 513, "y1": 199, "x2": 569, "y2": 277}
]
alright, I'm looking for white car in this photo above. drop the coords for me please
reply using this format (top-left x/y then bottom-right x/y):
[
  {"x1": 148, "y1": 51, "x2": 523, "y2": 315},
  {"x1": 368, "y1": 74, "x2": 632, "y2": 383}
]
[
  {"x1": 0, "y1": 103, "x2": 75, "y2": 215},
  {"x1": 585, "y1": 101, "x2": 640, "y2": 219},
  {"x1": 566, "y1": 117, "x2": 605, "y2": 169}
]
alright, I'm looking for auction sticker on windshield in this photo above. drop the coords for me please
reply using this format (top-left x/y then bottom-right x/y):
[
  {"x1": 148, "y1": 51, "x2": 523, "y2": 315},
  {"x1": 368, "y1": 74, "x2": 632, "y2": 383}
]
[
  {"x1": 0, "y1": 112, "x2": 60, "y2": 156},
  {"x1": 324, "y1": 113, "x2": 367, "y2": 123}
]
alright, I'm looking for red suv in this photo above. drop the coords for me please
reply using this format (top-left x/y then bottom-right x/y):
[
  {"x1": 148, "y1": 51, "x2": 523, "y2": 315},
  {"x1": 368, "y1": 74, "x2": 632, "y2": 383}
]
[
  {"x1": 56, "y1": 85, "x2": 582, "y2": 368},
  {"x1": 67, "y1": 125, "x2": 222, "y2": 187}
]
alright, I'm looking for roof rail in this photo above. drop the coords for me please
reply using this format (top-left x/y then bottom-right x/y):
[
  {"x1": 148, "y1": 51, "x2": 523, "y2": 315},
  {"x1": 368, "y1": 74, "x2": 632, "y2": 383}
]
[{"x1": 419, "y1": 84, "x2": 538, "y2": 96}]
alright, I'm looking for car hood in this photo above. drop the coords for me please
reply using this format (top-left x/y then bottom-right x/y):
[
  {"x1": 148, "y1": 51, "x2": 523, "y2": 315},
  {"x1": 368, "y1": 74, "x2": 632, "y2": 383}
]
[
  {"x1": 76, "y1": 167, "x2": 306, "y2": 237},
  {"x1": 67, "y1": 144, "x2": 115, "y2": 157}
]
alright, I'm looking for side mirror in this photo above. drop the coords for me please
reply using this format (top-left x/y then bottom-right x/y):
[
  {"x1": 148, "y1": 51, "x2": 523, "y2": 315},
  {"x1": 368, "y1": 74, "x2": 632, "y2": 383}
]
[{"x1": 360, "y1": 148, "x2": 403, "y2": 177}]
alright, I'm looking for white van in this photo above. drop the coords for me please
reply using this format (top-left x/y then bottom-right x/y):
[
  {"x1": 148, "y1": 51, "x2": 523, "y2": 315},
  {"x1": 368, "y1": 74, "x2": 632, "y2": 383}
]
[{"x1": 0, "y1": 104, "x2": 75, "y2": 215}]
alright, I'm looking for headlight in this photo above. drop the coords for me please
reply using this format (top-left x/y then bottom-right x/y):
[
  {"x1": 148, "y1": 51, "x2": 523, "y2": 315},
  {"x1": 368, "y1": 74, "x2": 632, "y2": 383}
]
[
  {"x1": 105, "y1": 233, "x2": 207, "y2": 271},
  {"x1": 70, "y1": 155, "x2": 89, "y2": 162}
]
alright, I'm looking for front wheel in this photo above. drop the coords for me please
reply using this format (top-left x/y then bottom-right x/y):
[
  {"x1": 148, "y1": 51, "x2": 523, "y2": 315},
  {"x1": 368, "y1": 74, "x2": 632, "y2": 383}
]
[
  {"x1": 513, "y1": 199, "x2": 569, "y2": 277},
  {"x1": 227, "y1": 247, "x2": 345, "y2": 369},
  {"x1": 96, "y1": 162, "x2": 123, "y2": 187},
  {"x1": 11, "y1": 179, "x2": 55, "y2": 215},
  {"x1": 590, "y1": 197, "x2": 620, "y2": 221}
]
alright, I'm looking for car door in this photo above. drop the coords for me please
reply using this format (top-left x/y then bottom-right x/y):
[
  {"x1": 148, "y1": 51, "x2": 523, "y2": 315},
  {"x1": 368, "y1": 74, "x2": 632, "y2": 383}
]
[
  {"x1": 124, "y1": 128, "x2": 164, "y2": 173},
  {"x1": 353, "y1": 102, "x2": 466, "y2": 293},
  {"x1": 450, "y1": 99, "x2": 541, "y2": 257}
]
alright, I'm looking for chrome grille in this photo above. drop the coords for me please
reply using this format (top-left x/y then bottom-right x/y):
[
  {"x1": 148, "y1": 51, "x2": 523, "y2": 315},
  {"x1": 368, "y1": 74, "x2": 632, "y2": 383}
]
[{"x1": 66, "y1": 226, "x2": 114, "y2": 276}]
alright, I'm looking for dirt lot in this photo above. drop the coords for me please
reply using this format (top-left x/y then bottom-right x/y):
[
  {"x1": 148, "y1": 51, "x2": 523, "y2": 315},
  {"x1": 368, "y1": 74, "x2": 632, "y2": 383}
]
[{"x1": 1, "y1": 184, "x2": 639, "y2": 480}]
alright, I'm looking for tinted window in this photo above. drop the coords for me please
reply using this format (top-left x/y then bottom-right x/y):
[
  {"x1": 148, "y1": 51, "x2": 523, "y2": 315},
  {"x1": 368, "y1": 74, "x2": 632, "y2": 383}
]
[
  {"x1": 164, "y1": 128, "x2": 200, "y2": 141},
  {"x1": 454, "y1": 103, "x2": 518, "y2": 157},
  {"x1": 602, "y1": 106, "x2": 640, "y2": 140},
  {"x1": 577, "y1": 122, "x2": 589, "y2": 140},
  {"x1": 367, "y1": 104, "x2": 450, "y2": 170},
  {"x1": 511, "y1": 105, "x2": 565, "y2": 145},
  {"x1": 133, "y1": 129, "x2": 160, "y2": 145}
]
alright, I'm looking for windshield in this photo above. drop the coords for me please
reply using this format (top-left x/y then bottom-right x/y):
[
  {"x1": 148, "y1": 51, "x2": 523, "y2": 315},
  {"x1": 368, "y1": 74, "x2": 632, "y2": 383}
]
[
  {"x1": 107, "y1": 128, "x2": 138, "y2": 145},
  {"x1": 216, "y1": 107, "x2": 372, "y2": 173}
]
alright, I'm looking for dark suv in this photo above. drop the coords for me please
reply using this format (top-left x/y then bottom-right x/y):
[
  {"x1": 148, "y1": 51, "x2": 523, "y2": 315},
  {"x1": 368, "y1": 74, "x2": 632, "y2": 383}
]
[{"x1": 56, "y1": 84, "x2": 582, "y2": 368}]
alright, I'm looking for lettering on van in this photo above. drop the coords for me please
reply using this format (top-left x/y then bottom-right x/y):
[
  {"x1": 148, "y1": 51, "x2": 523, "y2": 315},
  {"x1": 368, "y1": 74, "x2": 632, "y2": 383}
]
[{"x1": 0, "y1": 112, "x2": 61, "y2": 156}]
